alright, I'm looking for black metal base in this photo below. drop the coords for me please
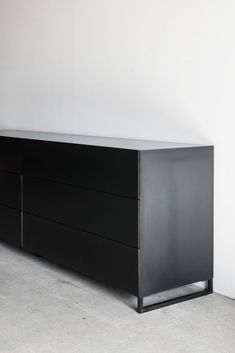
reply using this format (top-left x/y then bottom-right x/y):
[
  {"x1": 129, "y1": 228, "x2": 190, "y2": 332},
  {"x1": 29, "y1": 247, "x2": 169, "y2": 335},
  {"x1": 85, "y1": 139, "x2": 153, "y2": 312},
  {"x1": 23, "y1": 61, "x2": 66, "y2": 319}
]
[{"x1": 137, "y1": 279, "x2": 213, "y2": 313}]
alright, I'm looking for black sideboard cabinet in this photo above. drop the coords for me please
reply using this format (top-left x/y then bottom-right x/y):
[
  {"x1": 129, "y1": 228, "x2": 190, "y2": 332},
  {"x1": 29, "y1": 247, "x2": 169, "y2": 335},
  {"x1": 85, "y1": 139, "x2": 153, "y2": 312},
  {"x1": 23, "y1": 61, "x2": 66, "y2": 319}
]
[{"x1": 0, "y1": 130, "x2": 213, "y2": 313}]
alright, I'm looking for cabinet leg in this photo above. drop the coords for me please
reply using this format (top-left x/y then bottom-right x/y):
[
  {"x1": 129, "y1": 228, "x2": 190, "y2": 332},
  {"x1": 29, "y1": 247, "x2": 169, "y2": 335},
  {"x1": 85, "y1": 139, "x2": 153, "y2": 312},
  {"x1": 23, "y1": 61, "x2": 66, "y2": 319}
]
[
  {"x1": 208, "y1": 279, "x2": 213, "y2": 292},
  {"x1": 137, "y1": 279, "x2": 213, "y2": 314},
  {"x1": 137, "y1": 297, "x2": 144, "y2": 314}
]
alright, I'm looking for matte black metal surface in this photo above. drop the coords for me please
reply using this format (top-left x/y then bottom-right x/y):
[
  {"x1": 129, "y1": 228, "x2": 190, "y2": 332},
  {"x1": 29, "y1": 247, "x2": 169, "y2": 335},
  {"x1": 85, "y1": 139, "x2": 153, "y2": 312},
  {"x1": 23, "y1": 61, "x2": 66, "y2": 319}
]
[
  {"x1": 0, "y1": 205, "x2": 21, "y2": 247},
  {"x1": 0, "y1": 131, "x2": 214, "y2": 311},
  {"x1": 0, "y1": 171, "x2": 21, "y2": 209},
  {"x1": 23, "y1": 176, "x2": 138, "y2": 247},
  {"x1": 0, "y1": 129, "x2": 201, "y2": 151},
  {"x1": 24, "y1": 214, "x2": 138, "y2": 295},
  {"x1": 139, "y1": 147, "x2": 213, "y2": 297},
  {"x1": 0, "y1": 137, "x2": 22, "y2": 173},
  {"x1": 23, "y1": 139, "x2": 138, "y2": 198}
]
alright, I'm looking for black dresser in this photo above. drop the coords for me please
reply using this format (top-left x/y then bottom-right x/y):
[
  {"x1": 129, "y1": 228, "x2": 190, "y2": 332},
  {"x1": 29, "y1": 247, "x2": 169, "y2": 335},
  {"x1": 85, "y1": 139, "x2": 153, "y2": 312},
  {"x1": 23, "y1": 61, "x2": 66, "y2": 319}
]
[{"x1": 0, "y1": 130, "x2": 213, "y2": 313}]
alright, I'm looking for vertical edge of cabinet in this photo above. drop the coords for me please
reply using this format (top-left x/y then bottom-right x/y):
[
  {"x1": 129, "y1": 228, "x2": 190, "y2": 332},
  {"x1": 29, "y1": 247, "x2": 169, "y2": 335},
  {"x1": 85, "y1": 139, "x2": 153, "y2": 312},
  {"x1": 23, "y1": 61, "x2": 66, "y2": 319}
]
[
  {"x1": 137, "y1": 150, "x2": 141, "y2": 299},
  {"x1": 138, "y1": 146, "x2": 214, "y2": 298}
]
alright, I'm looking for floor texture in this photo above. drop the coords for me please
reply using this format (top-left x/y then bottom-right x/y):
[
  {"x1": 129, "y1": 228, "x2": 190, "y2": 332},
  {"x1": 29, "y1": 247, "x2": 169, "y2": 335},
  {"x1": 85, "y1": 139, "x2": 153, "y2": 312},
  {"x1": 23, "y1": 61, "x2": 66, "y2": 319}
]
[{"x1": 0, "y1": 242, "x2": 235, "y2": 353}]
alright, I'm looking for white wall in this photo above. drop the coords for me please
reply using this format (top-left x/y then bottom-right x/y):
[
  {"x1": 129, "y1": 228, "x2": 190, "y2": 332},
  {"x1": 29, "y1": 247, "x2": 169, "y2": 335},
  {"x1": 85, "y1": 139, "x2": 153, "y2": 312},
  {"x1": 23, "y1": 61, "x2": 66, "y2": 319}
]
[{"x1": 0, "y1": 0, "x2": 235, "y2": 298}]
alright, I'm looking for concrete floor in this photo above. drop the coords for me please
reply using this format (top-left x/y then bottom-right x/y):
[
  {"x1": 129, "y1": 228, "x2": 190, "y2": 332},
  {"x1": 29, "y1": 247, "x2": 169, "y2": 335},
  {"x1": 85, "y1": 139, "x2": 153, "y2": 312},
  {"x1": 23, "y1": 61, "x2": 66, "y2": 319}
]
[{"x1": 0, "y1": 243, "x2": 235, "y2": 353}]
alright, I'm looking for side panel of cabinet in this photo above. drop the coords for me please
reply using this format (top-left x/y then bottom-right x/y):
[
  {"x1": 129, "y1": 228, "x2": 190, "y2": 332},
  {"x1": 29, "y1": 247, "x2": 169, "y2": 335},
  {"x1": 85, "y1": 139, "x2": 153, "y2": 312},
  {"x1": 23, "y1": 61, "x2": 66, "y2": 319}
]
[
  {"x1": 24, "y1": 214, "x2": 138, "y2": 295},
  {"x1": 139, "y1": 147, "x2": 214, "y2": 297}
]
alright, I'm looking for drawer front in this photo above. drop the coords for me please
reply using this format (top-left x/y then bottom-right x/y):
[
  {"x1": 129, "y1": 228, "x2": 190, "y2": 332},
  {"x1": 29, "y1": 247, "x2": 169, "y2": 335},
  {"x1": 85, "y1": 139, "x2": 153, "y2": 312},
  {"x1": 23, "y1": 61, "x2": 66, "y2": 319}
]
[
  {"x1": 0, "y1": 138, "x2": 22, "y2": 174},
  {"x1": 23, "y1": 139, "x2": 138, "y2": 198},
  {"x1": 0, "y1": 171, "x2": 21, "y2": 209},
  {"x1": 23, "y1": 177, "x2": 138, "y2": 247},
  {"x1": 23, "y1": 214, "x2": 138, "y2": 295},
  {"x1": 0, "y1": 205, "x2": 21, "y2": 247}
]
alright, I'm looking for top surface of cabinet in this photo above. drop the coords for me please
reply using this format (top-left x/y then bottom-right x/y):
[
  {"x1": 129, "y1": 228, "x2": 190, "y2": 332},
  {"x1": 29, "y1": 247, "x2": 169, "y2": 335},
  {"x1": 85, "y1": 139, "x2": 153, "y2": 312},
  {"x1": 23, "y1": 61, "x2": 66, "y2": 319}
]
[{"x1": 0, "y1": 130, "x2": 206, "y2": 151}]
